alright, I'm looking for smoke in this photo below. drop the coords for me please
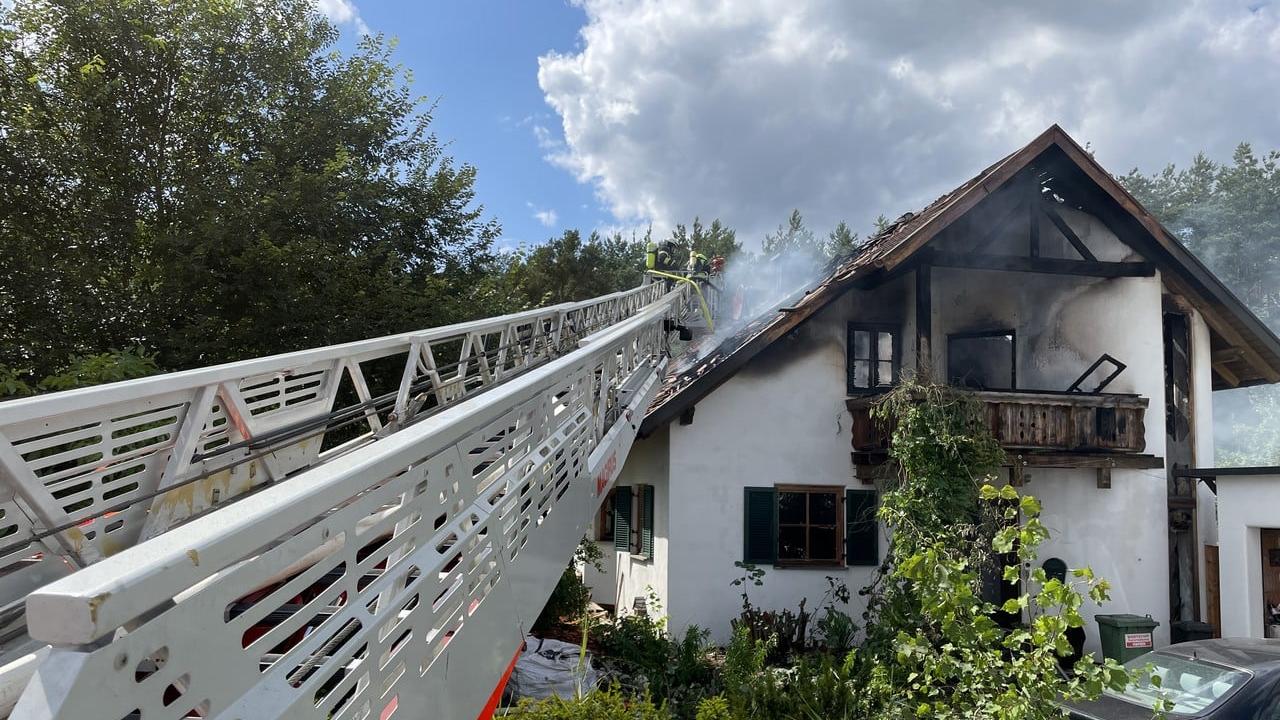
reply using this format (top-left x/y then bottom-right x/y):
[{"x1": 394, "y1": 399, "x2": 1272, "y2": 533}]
[{"x1": 668, "y1": 246, "x2": 831, "y2": 377}]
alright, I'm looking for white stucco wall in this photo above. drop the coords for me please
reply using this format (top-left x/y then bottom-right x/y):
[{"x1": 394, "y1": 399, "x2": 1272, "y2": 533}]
[
  {"x1": 584, "y1": 426, "x2": 670, "y2": 615},
  {"x1": 1216, "y1": 474, "x2": 1280, "y2": 638},
  {"x1": 606, "y1": 203, "x2": 1222, "y2": 649},
  {"x1": 662, "y1": 279, "x2": 908, "y2": 644},
  {"x1": 931, "y1": 263, "x2": 1172, "y2": 651}
]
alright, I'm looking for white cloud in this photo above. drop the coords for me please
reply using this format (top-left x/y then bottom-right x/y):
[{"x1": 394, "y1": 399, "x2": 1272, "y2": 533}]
[
  {"x1": 316, "y1": 0, "x2": 370, "y2": 35},
  {"x1": 528, "y1": 203, "x2": 559, "y2": 228},
  {"x1": 539, "y1": 0, "x2": 1280, "y2": 244}
]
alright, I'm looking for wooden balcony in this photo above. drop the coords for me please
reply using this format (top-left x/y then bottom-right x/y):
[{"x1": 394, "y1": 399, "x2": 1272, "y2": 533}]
[{"x1": 847, "y1": 389, "x2": 1163, "y2": 487}]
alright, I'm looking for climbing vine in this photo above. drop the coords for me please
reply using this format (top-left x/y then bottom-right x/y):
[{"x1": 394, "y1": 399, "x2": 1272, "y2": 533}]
[{"x1": 853, "y1": 378, "x2": 1134, "y2": 719}]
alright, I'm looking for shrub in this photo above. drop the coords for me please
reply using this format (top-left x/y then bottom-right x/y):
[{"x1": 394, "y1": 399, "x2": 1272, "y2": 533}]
[
  {"x1": 597, "y1": 596, "x2": 717, "y2": 718},
  {"x1": 811, "y1": 576, "x2": 856, "y2": 652},
  {"x1": 504, "y1": 686, "x2": 671, "y2": 719},
  {"x1": 716, "y1": 625, "x2": 859, "y2": 720},
  {"x1": 728, "y1": 563, "x2": 809, "y2": 663}
]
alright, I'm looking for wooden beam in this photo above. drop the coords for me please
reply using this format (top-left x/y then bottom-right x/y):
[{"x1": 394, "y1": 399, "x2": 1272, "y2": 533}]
[
  {"x1": 1041, "y1": 204, "x2": 1098, "y2": 262},
  {"x1": 1005, "y1": 452, "x2": 1165, "y2": 469},
  {"x1": 1029, "y1": 187, "x2": 1041, "y2": 258},
  {"x1": 928, "y1": 251, "x2": 1155, "y2": 278},
  {"x1": 879, "y1": 133, "x2": 1062, "y2": 273},
  {"x1": 1213, "y1": 361, "x2": 1241, "y2": 388},
  {"x1": 1163, "y1": 273, "x2": 1280, "y2": 383},
  {"x1": 916, "y1": 264, "x2": 931, "y2": 375},
  {"x1": 1042, "y1": 132, "x2": 1280, "y2": 383},
  {"x1": 1212, "y1": 347, "x2": 1245, "y2": 364}
]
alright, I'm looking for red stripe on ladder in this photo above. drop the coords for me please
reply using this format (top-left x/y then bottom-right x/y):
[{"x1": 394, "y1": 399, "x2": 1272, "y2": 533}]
[{"x1": 476, "y1": 643, "x2": 523, "y2": 720}]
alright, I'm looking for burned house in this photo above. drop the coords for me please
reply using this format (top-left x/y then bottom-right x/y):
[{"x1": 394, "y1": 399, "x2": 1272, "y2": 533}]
[{"x1": 585, "y1": 125, "x2": 1280, "y2": 650}]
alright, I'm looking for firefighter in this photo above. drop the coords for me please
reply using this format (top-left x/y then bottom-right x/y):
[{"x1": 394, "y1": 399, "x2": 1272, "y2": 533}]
[
  {"x1": 645, "y1": 240, "x2": 679, "y2": 273},
  {"x1": 687, "y1": 249, "x2": 711, "y2": 277},
  {"x1": 644, "y1": 240, "x2": 659, "y2": 271}
]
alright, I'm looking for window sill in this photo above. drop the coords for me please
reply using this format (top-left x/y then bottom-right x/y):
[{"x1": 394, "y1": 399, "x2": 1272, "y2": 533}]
[{"x1": 774, "y1": 561, "x2": 844, "y2": 569}]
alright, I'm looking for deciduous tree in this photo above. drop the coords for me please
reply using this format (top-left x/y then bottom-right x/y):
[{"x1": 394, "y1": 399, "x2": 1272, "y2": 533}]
[{"x1": 0, "y1": 0, "x2": 499, "y2": 383}]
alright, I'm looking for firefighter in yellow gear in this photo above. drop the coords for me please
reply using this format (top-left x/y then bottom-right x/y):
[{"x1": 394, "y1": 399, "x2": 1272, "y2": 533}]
[
  {"x1": 687, "y1": 250, "x2": 711, "y2": 277},
  {"x1": 645, "y1": 240, "x2": 679, "y2": 272}
]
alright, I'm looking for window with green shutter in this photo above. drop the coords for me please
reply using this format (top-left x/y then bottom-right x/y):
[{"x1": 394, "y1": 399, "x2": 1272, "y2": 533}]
[
  {"x1": 742, "y1": 487, "x2": 777, "y2": 564},
  {"x1": 612, "y1": 485, "x2": 655, "y2": 558},
  {"x1": 743, "y1": 486, "x2": 880, "y2": 567},
  {"x1": 639, "y1": 485, "x2": 655, "y2": 559},
  {"x1": 613, "y1": 485, "x2": 633, "y2": 552},
  {"x1": 845, "y1": 489, "x2": 879, "y2": 566}
]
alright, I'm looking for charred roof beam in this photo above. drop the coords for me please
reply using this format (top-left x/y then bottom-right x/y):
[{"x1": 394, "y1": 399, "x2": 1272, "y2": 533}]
[{"x1": 925, "y1": 249, "x2": 1155, "y2": 278}]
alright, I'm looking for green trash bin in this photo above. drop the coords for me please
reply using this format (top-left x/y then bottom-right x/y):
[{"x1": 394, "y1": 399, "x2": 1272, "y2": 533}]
[{"x1": 1096, "y1": 614, "x2": 1160, "y2": 663}]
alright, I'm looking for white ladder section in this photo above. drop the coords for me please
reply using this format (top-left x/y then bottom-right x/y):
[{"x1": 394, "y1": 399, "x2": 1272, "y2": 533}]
[{"x1": 0, "y1": 284, "x2": 687, "y2": 720}]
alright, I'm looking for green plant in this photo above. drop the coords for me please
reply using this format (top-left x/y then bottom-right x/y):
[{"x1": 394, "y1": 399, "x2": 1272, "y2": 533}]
[
  {"x1": 812, "y1": 577, "x2": 856, "y2": 652},
  {"x1": 575, "y1": 533, "x2": 606, "y2": 573},
  {"x1": 718, "y1": 625, "x2": 860, "y2": 720},
  {"x1": 533, "y1": 565, "x2": 592, "y2": 633},
  {"x1": 505, "y1": 686, "x2": 671, "y2": 719},
  {"x1": 0, "y1": 366, "x2": 33, "y2": 399},
  {"x1": 594, "y1": 591, "x2": 717, "y2": 718},
  {"x1": 728, "y1": 563, "x2": 810, "y2": 662},
  {"x1": 693, "y1": 696, "x2": 732, "y2": 720},
  {"x1": 849, "y1": 379, "x2": 1135, "y2": 719},
  {"x1": 533, "y1": 537, "x2": 607, "y2": 633}
]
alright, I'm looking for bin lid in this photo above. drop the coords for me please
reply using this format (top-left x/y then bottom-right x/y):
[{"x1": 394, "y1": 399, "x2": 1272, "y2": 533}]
[{"x1": 1096, "y1": 614, "x2": 1160, "y2": 629}]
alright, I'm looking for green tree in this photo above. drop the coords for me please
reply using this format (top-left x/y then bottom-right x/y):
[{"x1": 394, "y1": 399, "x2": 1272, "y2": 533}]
[
  {"x1": 1121, "y1": 144, "x2": 1280, "y2": 465},
  {"x1": 823, "y1": 220, "x2": 860, "y2": 259},
  {"x1": 502, "y1": 229, "x2": 645, "y2": 307},
  {"x1": 1122, "y1": 145, "x2": 1280, "y2": 328},
  {"x1": 762, "y1": 209, "x2": 823, "y2": 260},
  {"x1": 670, "y1": 217, "x2": 741, "y2": 260},
  {"x1": 0, "y1": 0, "x2": 499, "y2": 384}
]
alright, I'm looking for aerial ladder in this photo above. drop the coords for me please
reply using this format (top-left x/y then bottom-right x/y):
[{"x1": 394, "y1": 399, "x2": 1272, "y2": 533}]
[{"x1": 0, "y1": 282, "x2": 694, "y2": 720}]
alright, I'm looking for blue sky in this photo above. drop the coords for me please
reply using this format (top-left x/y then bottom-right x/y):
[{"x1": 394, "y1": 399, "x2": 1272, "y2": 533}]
[
  {"x1": 329, "y1": 1, "x2": 598, "y2": 250},
  {"x1": 327, "y1": 1, "x2": 1280, "y2": 250}
]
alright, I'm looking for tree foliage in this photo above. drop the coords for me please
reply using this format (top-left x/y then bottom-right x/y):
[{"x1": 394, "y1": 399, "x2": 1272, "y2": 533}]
[
  {"x1": 670, "y1": 217, "x2": 742, "y2": 260},
  {"x1": 762, "y1": 209, "x2": 823, "y2": 260},
  {"x1": 825, "y1": 220, "x2": 861, "y2": 259},
  {"x1": 1122, "y1": 144, "x2": 1280, "y2": 329},
  {"x1": 0, "y1": 0, "x2": 499, "y2": 383},
  {"x1": 498, "y1": 229, "x2": 646, "y2": 308},
  {"x1": 1121, "y1": 144, "x2": 1280, "y2": 465}
]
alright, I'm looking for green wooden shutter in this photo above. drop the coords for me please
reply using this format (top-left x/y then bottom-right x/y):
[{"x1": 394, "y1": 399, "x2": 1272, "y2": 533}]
[
  {"x1": 742, "y1": 487, "x2": 776, "y2": 564},
  {"x1": 846, "y1": 489, "x2": 879, "y2": 566},
  {"x1": 640, "y1": 485, "x2": 655, "y2": 558},
  {"x1": 614, "y1": 486, "x2": 633, "y2": 552}
]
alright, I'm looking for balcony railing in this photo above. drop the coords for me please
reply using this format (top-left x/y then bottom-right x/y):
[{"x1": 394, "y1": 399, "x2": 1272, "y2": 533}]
[{"x1": 847, "y1": 388, "x2": 1149, "y2": 455}]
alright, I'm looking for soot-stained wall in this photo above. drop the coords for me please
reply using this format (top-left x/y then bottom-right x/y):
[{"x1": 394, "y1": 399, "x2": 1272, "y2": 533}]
[{"x1": 613, "y1": 204, "x2": 1215, "y2": 651}]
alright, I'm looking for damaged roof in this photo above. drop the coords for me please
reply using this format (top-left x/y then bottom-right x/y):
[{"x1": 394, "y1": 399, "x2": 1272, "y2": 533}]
[{"x1": 640, "y1": 124, "x2": 1280, "y2": 436}]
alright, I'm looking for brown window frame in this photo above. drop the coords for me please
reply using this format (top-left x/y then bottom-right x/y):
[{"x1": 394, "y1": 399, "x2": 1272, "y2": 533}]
[
  {"x1": 774, "y1": 484, "x2": 844, "y2": 567},
  {"x1": 847, "y1": 323, "x2": 900, "y2": 395},
  {"x1": 596, "y1": 488, "x2": 615, "y2": 542}
]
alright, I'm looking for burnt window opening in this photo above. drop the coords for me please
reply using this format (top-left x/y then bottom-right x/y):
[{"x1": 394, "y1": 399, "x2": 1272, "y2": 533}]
[
  {"x1": 948, "y1": 331, "x2": 1016, "y2": 390},
  {"x1": 847, "y1": 324, "x2": 899, "y2": 394}
]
